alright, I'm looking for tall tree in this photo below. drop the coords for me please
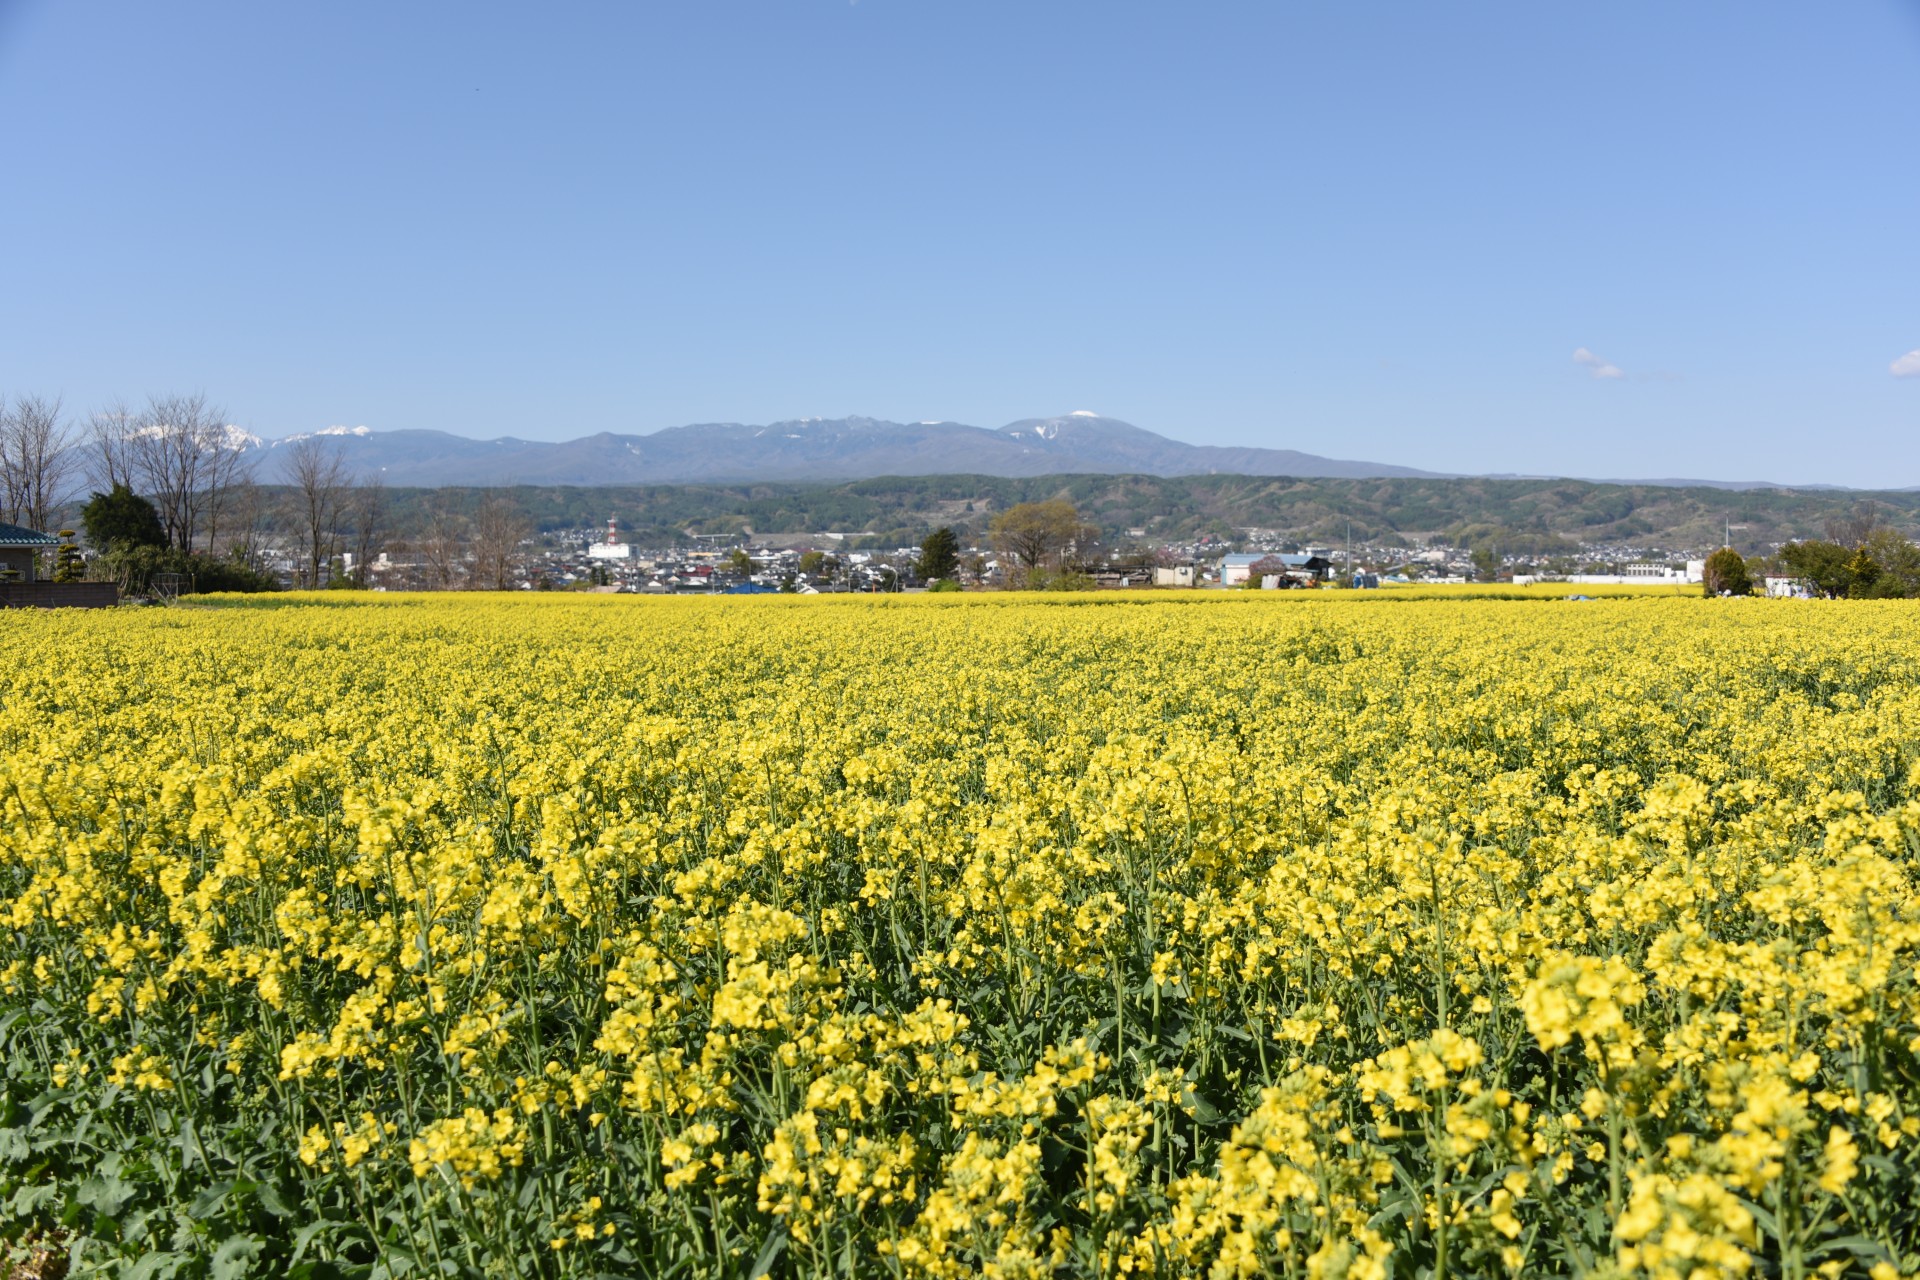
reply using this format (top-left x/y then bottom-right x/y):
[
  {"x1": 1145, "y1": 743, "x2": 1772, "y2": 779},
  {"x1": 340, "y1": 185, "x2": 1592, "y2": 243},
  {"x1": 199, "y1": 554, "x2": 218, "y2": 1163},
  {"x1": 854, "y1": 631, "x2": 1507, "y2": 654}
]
[
  {"x1": 1701, "y1": 547, "x2": 1752, "y2": 596},
  {"x1": 102, "y1": 394, "x2": 253, "y2": 552},
  {"x1": 287, "y1": 437, "x2": 349, "y2": 588},
  {"x1": 418, "y1": 496, "x2": 469, "y2": 590},
  {"x1": 1825, "y1": 506, "x2": 1879, "y2": 550},
  {"x1": 917, "y1": 526, "x2": 959, "y2": 581},
  {"x1": 990, "y1": 500, "x2": 1082, "y2": 585},
  {"x1": 85, "y1": 400, "x2": 138, "y2": 494},
  {"x1": 0, "y1": 394, "x2": 78, "y2": 542},
  {"x1": 470, "y1": 489, "x2": 530, "y2": 591},
  {"x1": 222, "y1": 479, "x2": 274, "y2": 577},
  {"x1": 349, "y1": 473, "x2": 388, "y2": 587},
  {"x1": 81, "y1": 484, "x2": 168, "y2": 551},
  {"x1": 1778, "y1": 540, "x2": 1853, "y2": 598},
  {"x1": 1857, "y1": 528, "x2": 1920, "y2": 599}
]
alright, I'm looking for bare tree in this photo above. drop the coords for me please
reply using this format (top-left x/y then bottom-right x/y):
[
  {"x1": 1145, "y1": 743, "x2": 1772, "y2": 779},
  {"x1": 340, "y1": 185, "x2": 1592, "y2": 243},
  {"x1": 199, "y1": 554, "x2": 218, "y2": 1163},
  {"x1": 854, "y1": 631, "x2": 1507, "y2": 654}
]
[
  {"x1": 470, "y1": 489, "x2": 530, "y2": 591},
  {"x1": 287, "y1": 437, "x2": 349, "y2": 588},
  {"x1": 223, "y1": 478, "x2": 275, "y2": 575},
  {"x1": 201, "y1": 427, "x2": 255, "y2": 553},
  {"x1": 1825, "y1": 505, "x2": 1880, "y2": 550},
  {"x1": 0, "y1": 394, "x2": 78, "y2": 538},
  {"x1": 106, "y1": 393, "x2": 253, "y2": 552},
  {"x1": 418, "y1": 494, "x2": 468, "y2": 590},
  {"x1": 85, "y1": 400, "x2": 138, "y2": 494},
  {"x1": 123, "y1": 394, "x2": 212, "y2": 549},
  {"x1": 349, "y1": 473, "x2": 387, "y2": 586}
]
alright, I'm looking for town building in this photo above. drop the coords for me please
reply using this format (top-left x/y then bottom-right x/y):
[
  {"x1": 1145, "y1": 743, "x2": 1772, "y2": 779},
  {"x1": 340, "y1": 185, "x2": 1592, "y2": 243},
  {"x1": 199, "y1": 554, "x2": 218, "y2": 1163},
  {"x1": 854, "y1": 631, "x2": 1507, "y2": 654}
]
[
  {"x1": 586, "y1": 516, "x2": 635, "y2": 561},
  {"x1": 1218, "y1": 552, "x2": 1333, "y2": 586}
]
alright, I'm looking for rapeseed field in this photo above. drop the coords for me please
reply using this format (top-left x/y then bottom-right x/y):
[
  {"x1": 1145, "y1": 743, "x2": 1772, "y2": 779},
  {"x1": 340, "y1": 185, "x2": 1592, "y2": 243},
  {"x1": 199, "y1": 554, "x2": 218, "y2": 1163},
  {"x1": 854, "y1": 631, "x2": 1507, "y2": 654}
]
[{"x1": 4, "y1": 592, "x2": 1919, "y2": 1279}]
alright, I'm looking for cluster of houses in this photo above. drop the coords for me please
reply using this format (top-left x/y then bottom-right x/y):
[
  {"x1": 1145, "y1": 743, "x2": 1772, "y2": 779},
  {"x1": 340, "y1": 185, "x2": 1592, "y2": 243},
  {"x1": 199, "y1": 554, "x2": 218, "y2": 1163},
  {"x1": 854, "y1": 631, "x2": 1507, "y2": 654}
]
[{"x1": 0, "y1": 503, "x2": 1838, "y2": 606}]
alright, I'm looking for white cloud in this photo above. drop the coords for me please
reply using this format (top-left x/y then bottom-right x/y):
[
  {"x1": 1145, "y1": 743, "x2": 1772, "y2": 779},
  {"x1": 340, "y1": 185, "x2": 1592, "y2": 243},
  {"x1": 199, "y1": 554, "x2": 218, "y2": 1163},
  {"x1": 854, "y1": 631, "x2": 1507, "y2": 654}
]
[
  {"x1": 1892, "y1": 349, "x2": 1920, "y2": 378},
  {"x1": 1573, "y1": 347, "x2": 1626, "y2": 380}
]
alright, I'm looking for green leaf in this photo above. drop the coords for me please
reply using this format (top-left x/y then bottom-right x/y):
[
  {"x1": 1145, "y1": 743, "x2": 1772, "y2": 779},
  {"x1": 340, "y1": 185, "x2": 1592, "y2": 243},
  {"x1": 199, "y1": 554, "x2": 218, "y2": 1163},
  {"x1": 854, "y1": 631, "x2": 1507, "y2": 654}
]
[
  {"x1": 212, "y1": 1233, "x2": 265, "y2": 1280},
  {"x1": 748, "y1": 1230, "x2": 787, "y2": 1279},
  {"x1": 126, "y1": 1252, "x2": 192, "y2": 1280},
  {"x1": 189, "y1": 1178, "x2": 238, "y2": 1220},
  {"x1": 290, "y1": 1219, "x2": 337, "y2": 1264},
  {"x1": 77, "y1": 1172, "x2": 136, "y2": 1218},
  {"x1": 289, "y1": 1263, "x2": 356, "y2": 1280},
  {"x1": 1811, "y1": 1234, "x2": 1895, "y2": 1265},
  {"x1": 257, "y1": 1182, "x2": 295, "y2": 1219}
]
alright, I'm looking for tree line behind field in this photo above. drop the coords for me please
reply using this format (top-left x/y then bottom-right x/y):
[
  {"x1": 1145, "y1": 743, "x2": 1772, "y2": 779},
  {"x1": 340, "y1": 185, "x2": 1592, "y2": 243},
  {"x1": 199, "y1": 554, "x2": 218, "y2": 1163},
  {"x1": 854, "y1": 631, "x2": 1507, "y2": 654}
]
[
  {"x1": 1704, "y1": 515, "x2": 1920, "y2": 598},
  {"x1": 1, "y1": 392, "x2": 541, "y2": 595}
]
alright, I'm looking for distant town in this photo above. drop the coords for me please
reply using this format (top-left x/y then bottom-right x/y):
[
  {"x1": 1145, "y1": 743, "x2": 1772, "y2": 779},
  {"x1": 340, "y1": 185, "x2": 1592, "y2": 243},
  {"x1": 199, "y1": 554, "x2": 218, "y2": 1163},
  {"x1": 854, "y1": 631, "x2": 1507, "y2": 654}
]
[{"x1": 332, "y1": 517, "x2": 1784, "y2": 597}]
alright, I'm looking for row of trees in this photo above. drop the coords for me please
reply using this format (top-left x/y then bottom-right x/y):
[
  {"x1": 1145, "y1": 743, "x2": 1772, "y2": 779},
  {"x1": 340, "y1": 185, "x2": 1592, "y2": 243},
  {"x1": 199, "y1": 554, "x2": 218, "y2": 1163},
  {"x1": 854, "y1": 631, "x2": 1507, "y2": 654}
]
[
  {"x1": 1701, "y1": 519, "x2": 1920, "y2": 599},
  {"x1": 4, "y1": 391, "x2": 543, "y2": 593},
  {"x1": 900, "y1": 502, "x2": 1103, "y2": 590},
  {"x1": 1774, "y1": 529, "x2": 1920, "y2": 598}
]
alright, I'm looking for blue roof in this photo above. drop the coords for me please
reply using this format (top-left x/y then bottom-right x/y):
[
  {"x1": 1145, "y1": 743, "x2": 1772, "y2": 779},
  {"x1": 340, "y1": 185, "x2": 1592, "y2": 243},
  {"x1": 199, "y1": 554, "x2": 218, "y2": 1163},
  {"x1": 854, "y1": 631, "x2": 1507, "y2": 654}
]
[{"x1": 0, "y1": 523, "x2": 57, "y2": 547}]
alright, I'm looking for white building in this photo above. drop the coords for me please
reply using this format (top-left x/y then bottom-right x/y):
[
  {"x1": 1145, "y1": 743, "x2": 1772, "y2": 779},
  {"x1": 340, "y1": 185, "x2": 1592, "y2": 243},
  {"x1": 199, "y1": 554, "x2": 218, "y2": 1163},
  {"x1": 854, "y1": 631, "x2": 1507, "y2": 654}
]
[
  {"x1": 587, "y1": 515, "x2": 635, "y2": 561},
  {"x1": 1217, "y1": 554, "x2": 1262, "y2": 586},
  {"x1": 1154, "y1": 565, "x2": 1197, "y2": 588},
  {"x1": 1531, "y1": 561, "x2": 1706, "y2": 586}
]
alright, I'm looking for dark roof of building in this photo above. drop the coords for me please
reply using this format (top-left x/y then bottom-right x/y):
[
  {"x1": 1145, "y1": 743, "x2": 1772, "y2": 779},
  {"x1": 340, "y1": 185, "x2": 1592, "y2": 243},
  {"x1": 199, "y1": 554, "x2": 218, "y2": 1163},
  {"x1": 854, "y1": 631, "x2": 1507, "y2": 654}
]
[{"x1": 0, "y1": 523, "x2": 58, "y2": 547}]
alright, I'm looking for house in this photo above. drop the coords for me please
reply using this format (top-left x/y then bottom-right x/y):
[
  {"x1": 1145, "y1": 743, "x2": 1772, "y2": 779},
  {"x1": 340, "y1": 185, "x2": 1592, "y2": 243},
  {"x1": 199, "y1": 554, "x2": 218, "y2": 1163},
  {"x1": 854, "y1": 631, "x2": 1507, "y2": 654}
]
[
  {"x1": 0, "y1": 523, "x2": 58, "y2": 582},
  {"x1": 0, "y1": 524, "x2": 118, "y2": 608},
  {"x1": 1220, "y1": 552, "x2": 1333, "y2": 586},
  {"x1": 1217, "y1": 554, "x2": 1263, "y2": 585}
]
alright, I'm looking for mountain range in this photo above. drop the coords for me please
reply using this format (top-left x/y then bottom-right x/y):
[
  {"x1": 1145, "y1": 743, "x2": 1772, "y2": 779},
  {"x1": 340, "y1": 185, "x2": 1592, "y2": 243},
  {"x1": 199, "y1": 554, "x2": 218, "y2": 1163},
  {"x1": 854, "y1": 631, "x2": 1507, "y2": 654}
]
[{"x1": 253, "y1": 414, "x2": 1444, "y2": 487}]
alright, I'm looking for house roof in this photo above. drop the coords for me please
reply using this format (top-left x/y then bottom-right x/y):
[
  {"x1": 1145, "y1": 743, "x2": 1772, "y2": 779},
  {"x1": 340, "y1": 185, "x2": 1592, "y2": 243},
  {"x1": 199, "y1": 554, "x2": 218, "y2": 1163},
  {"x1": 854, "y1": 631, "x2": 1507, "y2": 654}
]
[
  {"x1": 0, "y1": 523, "x2": 58, "y2": 547},
  {"x1": 1222, "y1": 552, "x2": 1329, "y2": 568}
]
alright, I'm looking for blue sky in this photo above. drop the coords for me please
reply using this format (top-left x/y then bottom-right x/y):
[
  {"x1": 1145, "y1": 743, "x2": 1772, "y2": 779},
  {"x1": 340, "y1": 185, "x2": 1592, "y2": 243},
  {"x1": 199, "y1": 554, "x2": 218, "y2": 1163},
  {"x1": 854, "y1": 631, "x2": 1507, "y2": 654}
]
[{"x1": 1, "y1": 1, "x2": 1916, "y2": 485}]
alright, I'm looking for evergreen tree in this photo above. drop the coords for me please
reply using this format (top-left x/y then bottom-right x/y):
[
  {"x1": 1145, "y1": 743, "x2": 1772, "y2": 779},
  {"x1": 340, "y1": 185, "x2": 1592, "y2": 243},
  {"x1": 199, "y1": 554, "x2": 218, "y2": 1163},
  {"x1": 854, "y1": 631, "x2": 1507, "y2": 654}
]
[
  {"x1": 52, "y1": 530, "x2": 86, "y2": 583},
  {"x1": 917, "y1": 526, "x2": 960, "y2": 581},
  {"x1": 1702, "y1": 547, "x2": 1752, "y2": 596},
  {"x1": 1778, "y1": 540, "x2": 1854, "y2": 598},
  {"x1": 81, "y1": 484, "x2": 167, "y2": 550}
]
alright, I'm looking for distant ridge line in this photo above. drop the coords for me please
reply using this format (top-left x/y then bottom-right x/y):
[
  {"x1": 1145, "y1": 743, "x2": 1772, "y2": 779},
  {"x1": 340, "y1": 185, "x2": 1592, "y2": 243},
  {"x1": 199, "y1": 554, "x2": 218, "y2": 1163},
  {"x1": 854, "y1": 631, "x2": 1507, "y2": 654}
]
[
  {"x1": 244, "y1": 415, "x2": 1894, "y2": 491},
  {"x1": 249, "y1": 414, "x2": 1439, "y2": 487}
]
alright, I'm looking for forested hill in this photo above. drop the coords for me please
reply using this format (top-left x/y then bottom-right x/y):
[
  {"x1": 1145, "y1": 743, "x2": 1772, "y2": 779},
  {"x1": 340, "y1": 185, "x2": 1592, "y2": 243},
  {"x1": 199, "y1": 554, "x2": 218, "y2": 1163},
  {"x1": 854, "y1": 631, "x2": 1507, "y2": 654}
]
[{"x1": 367, "y1": 473, "x2": 1920, "y2": 552}]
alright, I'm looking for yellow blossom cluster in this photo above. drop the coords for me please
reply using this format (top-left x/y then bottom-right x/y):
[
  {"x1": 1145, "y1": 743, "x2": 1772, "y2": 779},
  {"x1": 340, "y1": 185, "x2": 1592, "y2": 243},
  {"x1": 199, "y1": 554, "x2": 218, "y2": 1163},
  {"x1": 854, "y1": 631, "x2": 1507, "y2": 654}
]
[{"x1": 3, "y1": 591, "x2": 1920, "y2": 1278}]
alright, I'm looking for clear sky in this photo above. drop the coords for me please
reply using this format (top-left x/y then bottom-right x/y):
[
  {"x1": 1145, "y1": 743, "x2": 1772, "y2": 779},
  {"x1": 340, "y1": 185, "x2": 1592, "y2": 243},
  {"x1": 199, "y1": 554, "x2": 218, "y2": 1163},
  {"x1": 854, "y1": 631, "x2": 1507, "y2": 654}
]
[{"x1": 1, "y1": 2, "x2": 1916, "y2": 485}]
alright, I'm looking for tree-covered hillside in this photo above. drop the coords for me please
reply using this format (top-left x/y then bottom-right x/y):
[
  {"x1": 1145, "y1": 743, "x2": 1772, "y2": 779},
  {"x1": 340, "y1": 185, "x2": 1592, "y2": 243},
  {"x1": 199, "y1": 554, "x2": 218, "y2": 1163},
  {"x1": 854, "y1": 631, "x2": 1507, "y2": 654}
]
[{"x1": 353, "y1": 474, "x2": 1920, "y2": 551}]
